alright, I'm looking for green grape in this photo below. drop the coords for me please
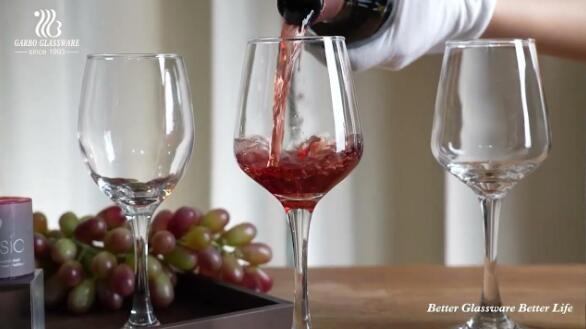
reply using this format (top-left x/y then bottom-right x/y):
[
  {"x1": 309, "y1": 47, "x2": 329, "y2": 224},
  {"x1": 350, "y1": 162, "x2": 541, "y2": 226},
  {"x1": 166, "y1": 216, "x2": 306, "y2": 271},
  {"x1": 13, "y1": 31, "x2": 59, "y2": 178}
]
[
  {"x1": 45, "y1": 275, "x2": 68, "y2": 307},
  {"x1": 59, "y1": 212, "x2": 79, "y2": 237},
  {"x1": 57, "y1": 260, "x2": 85, "y2": 287},
  {"x1": 200, "y1": 208, "x2": 230, "y2": 233},
  {"x1": 91, "y1": 251, "x2": 118, "y2": 279},
  {"x1": 47, "y1": 229, "x2": 64, "y2": 241},
  {"x1": 109, "y1": 264, "x2": 135, "y2": 297},
  {"x1": 33, "y1": 212, "x2": 48, "y2": 235},
  {"x1": 148, "y1": 255, "x2": 163, "y2": 280},
  {"x1": 237, "y1": 242, "x2": 273, "y2": 265},
  {"x1": 164, "y1": 246, "x2": 197, "y2": 272},
  {"x1": 180, "y1": 226, "x2": 211, "y2": 251},
  {"x1": 151, "y1": 230, "x2": 176, "y2": 255},
  {"x1": 104, "y1": 227, "x2": 133, "y2": 253},
  {"x1": 96, "y1": 280, "x2": 123, "y2": 310},
  {"x1": 51, "y1": 238, "x2": 77, "y2": 264},
  {"x1": 149, "y1": 272, "x2": 174, "y2": 308},
  {"x1": 219, "y1": 253, "x2": 244, "y2": 284},
  {"x1": 162, "y1": 265, "x2": 177, "y2": 287},
  {"x1": 67, "y1": 279, "x2": 96, "y2": 314},
  {"x1": 121, "y1": 253, "x2": 160, "y2": 278},
  {"x1": 221, "y1": 223, "x2": 257, "y2": 247}
]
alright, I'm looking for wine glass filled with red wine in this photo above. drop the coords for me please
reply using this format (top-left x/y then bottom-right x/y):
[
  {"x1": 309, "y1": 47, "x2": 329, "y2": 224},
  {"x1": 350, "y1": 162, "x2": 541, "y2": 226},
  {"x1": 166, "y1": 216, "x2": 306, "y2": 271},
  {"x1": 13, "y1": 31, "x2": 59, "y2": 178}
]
[
  {"x1": 78, "y1": 54, "x2": 194, "y2": 328},
  {"x1": 234, "y1": 36, "x2": 362, "y2": 329}
]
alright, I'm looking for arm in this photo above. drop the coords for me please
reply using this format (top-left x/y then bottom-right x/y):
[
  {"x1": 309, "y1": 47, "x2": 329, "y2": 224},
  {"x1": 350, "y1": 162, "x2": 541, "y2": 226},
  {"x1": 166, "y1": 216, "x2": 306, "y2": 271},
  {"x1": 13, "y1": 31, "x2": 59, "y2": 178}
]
[{"x1": 484, "y1": 0, "x2": 586, "y2": 61}]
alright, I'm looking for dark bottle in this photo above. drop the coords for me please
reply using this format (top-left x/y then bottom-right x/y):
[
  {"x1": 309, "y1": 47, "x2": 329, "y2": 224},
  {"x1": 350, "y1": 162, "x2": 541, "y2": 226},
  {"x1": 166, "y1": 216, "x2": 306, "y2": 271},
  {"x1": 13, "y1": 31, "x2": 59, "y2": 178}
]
[{"x1": 277, "y1": 0, "x2": 396, "y2": 44}]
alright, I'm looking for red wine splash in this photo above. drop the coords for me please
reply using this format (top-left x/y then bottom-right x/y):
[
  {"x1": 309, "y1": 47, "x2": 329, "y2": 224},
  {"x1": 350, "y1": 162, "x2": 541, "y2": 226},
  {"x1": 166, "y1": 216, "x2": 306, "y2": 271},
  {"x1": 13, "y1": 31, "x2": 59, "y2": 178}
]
[
  {"x1": 235, "y1": 135, "x2": 363, "y2": 210},
  {"x1": 270, "y1": 17, "x2": 312, "y2": 166}
]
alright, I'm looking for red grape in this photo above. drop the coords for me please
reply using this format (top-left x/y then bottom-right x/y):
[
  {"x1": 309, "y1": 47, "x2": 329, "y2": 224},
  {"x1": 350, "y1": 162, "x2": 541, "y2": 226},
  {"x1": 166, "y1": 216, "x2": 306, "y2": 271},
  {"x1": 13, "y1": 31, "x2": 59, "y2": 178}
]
[
  {"x1": 219, "y1": 253, "x2": 244, "y2": 284},
  {"x1": 222, "y1": 223, "x2": 257, "y2": 246},
  {"x1": 98, "y1": 206, "x2": 126, "y2": 229},
  {"x1": 96, "y1": 280, "x2": 123, "y2": 310},
  {"x1": 180, "y1": 226, "x2": 212, "y2": 251},
  {"x1": 238, "y1": 242, "x2": 272, "y2": 265},
  {"x1": 45, "y1": 275, "x2": 68, "y2": 307},
  {"x1": 57, "y1": 260, "x2": 85, "y2": 287},
  {"x1": 109, "y1": 263, "x2": 135, "y2": 297},
  {"x1": 104, "y1": 227, "x2": 133, "y2": 253},
  {"x1": 33, "y1": 233, "x2": 50, "y2": 259},
  {"x1": 59, "y1": 212, "x2": 79, "y2": 237},
  {"x1": 149, "y1": 272, "x2": 174, "y2": 308},
  {"x1": 151, "y1": 210, "x2": 174, "y2": 233},
  {"x1": 200, "y1": 209, "x2": 230, "y2": 233},
  {"x1": 74, "y1": 217, "x2": 107, "y2": 244},
  {"x1": 151, "y1": 231, "x2": 176, "y2": 255},
  {"x1": 67, "y1": 279, "x2": 95, "y2": 314},
  {"x1": 33, "y1": 212, "x2": 48, "y2": 235},
  {"x1": 91, "y1": 251, "x2": 117, "y2": 279},
  {"x1": 164, "y1": 246, "x2": 197, "y2": 272},
  {"x1": 197, "y1": 246, "x2": 222, "y2": 273},
  {"x1": 242, "y1": 266, "x2": 273, "y2": 292},
  {"x1": 167, "y1": 207, "x2": 202, "y2": 238},
  {"x1": 51, "y1": 238, "x2": 77, "y2": 264}
]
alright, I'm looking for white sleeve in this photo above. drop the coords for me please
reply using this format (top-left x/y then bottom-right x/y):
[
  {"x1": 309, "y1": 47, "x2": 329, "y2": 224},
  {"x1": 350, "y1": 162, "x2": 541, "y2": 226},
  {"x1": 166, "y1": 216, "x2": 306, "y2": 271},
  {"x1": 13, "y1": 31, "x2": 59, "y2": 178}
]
[{"x1": 347, "y1": 0, "x2": 498, "y2": 71}]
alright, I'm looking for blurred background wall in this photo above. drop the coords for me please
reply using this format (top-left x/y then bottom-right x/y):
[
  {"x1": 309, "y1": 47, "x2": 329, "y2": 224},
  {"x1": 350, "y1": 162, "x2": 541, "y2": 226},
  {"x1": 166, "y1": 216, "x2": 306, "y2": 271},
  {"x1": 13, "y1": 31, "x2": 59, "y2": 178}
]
[{"x1": 0, "y1": 0, "x2": 584, "y2": 267}]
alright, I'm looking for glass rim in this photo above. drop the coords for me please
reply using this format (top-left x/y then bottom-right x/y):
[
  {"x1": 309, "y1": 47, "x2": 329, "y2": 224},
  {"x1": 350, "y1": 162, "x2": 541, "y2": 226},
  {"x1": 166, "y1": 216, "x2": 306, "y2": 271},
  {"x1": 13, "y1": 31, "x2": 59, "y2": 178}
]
[
  {"x1": 248, "y1": 35, "x2": 345, "y2": 44},
  {"x1": 446, "y1": 38, "x2": 535, "y2": 48},
  {"x1": 86, "y1": 53, "x2": 182, "y2": 60}
]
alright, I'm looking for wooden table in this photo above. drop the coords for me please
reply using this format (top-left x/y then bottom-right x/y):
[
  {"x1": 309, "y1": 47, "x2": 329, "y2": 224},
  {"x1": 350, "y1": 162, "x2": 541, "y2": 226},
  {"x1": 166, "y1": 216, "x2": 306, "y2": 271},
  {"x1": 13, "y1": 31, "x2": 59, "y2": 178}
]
[{"x1": 267, "y1": 266, "x2": 585, "y2": 329}]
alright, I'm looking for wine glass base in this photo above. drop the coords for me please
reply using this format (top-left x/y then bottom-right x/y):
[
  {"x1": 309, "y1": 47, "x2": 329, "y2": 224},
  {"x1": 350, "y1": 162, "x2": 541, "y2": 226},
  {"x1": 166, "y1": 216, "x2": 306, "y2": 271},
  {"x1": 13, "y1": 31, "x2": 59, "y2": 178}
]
[
  {"x1": 122, "y1": 320, "x2": 160, "y2": 328},
  {"x1": 452, "y1": 312, "x2": 528, "y2": 329}
]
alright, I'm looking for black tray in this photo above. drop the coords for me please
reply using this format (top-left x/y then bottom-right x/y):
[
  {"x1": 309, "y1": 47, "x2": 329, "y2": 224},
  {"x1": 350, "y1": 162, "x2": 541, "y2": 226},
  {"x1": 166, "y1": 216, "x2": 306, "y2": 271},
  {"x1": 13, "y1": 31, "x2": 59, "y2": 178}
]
[{"x1": 46, "y1": 275, "x2": 293, "y2": 329}]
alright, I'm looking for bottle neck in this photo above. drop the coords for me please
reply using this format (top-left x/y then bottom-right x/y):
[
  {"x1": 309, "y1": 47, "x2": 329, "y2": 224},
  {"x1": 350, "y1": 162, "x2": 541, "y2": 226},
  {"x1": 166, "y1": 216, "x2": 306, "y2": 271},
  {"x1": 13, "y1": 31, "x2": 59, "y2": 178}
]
[{"x1": 312, "y1": 0, "x2": 397, "y2": 45}]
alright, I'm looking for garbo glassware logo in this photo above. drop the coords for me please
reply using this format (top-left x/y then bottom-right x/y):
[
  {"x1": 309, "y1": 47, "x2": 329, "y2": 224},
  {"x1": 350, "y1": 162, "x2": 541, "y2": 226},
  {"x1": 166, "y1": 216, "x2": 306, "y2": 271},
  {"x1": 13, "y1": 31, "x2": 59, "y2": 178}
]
[
  {"x1": 13, "y1": 8, "x2": 80, "y2": 56},
  {"x1": 0, "y1": 217, "x2": 25, "y2": 255},
  {"x1": 34, "y1": 9, "x2": 62, "y2": 38}
]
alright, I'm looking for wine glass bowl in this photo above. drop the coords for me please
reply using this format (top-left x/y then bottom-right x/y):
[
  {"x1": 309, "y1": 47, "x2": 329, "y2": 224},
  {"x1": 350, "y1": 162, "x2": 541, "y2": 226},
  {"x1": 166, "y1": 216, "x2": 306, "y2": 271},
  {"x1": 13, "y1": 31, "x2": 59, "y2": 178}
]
[
  {"x1": 234, "y1": 36, "x2": 362, "y2": 329},
  {"x1": 78, "y1": 53, "x2": 194, "y2": 328},
  {"x1": 431, "y1": 39, "x2": 550, "y2": 329}
]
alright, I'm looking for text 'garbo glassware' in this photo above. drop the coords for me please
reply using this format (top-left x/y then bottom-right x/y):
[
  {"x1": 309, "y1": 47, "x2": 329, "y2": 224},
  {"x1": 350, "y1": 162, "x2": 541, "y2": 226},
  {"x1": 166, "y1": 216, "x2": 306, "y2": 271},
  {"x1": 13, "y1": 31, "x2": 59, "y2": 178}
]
[
  {"x1": 78, "y1": 53, "x2": 195, "y2": 328},
  {"x1": 431, "y1": 39, "x2": 550, "y2": 329},
  {"x1": 234, "y1": 36, "x2": 363, "y2": 329}
]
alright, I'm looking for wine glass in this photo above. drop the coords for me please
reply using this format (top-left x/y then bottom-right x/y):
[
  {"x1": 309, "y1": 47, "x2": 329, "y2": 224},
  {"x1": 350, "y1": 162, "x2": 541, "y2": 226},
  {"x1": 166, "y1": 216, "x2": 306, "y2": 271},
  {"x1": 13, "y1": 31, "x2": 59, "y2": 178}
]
[
  {"x1": 78, "y1": 53, "x2": 194, "y2": 328},
  {"x1": 234, "y1": 36, "x2": 362, "y2": 329},
  {"x1": 431, "y1": 39, "x2": 550, "y2": 329}
]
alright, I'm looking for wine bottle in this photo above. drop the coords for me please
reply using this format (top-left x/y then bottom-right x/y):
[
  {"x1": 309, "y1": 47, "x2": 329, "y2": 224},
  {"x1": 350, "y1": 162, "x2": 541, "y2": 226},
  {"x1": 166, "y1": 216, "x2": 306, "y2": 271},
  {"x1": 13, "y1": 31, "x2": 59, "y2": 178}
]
[{"x1": 277, "y1": 0, "x2": 397, "y2": 44}]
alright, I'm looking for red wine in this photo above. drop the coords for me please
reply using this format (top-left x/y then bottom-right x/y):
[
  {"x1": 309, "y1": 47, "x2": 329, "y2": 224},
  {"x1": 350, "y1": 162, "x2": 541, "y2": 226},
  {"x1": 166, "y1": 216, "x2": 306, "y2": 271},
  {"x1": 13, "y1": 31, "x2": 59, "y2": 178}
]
[
  {"x1": 270, "y1": 23, "x2": 306, "y2": 166},
  {"x1": 235, "y1": 135, "x2": 363, "y2": 210}
]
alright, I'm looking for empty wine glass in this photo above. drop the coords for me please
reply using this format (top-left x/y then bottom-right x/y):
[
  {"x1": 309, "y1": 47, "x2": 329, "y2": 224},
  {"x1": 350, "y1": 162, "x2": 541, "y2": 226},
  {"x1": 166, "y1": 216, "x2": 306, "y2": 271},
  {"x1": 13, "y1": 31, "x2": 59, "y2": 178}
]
[
  {"x1": 431, "y1": 39, "x2": 550, "y2": 329},
  {"x1": 78, "y1": 53, "x2": 194, "y2": 328},
  {"x1": 234, "y1": 36, "x2": 363, "y2": 329}
]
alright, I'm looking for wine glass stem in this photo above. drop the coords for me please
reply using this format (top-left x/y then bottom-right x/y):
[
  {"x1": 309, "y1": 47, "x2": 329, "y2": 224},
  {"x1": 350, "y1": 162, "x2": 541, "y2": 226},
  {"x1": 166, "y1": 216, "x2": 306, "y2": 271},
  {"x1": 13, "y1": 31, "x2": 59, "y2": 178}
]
[
  {"x1": 287, "y1": 208, "x2": 313, "y2": 329},
  {"x1": 479, "y1": 197, "x2": 503, "y2": 308},
  {"x1": 127, "y1": 212, "x2": 159, "y2": 327}
]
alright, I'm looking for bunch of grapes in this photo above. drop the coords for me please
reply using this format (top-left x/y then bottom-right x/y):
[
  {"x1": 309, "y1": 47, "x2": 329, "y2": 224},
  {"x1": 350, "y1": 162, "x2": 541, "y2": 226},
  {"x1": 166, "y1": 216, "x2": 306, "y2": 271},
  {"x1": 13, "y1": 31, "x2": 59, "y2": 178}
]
[{"x1": 33, "y1": 206, "x2": 273, "y2": 314}]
